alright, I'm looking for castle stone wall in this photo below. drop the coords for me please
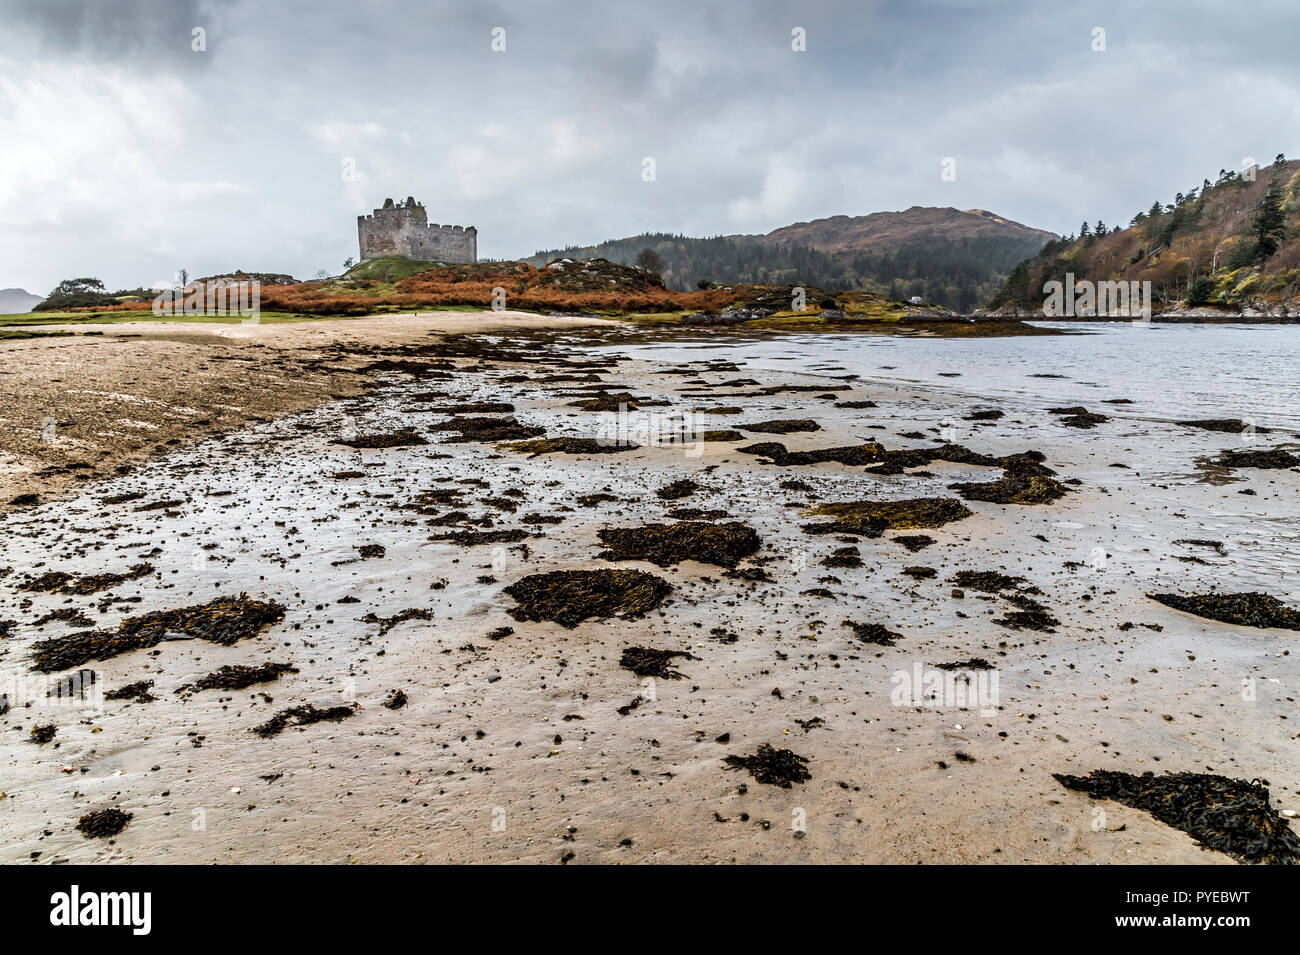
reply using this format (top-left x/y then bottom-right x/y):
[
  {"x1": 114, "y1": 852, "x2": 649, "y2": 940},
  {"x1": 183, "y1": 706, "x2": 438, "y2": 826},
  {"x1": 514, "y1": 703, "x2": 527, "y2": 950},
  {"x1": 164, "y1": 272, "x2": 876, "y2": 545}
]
[{"x1": 357, "y1": 197, "x2": 477, "y2": 264}]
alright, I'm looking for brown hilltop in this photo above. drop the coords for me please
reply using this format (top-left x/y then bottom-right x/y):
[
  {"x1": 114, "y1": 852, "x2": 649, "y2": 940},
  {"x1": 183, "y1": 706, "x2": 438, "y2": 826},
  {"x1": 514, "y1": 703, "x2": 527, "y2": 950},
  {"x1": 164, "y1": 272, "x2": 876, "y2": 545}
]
[{"x1": 759, "y1": 206, "x2": 1056, "y2": 255}]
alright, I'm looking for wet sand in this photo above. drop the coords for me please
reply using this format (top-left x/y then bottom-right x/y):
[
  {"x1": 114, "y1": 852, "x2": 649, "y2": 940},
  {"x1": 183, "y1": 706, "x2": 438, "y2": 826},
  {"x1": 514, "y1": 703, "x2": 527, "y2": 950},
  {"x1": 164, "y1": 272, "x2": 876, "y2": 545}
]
[
  {"x1": 0, "y1": 311, "x2": 617, "y2": 509},
  {"x1": 1, "y1": 323, "x2": 1297, "y2": 864}
]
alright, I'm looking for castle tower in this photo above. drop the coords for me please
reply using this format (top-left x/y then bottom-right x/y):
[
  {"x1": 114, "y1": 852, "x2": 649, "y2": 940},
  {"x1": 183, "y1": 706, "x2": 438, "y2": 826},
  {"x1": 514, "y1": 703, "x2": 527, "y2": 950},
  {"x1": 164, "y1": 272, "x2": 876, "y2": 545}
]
[{"x1": 357, "y1": 196, "x2": 477, "y2": 264}]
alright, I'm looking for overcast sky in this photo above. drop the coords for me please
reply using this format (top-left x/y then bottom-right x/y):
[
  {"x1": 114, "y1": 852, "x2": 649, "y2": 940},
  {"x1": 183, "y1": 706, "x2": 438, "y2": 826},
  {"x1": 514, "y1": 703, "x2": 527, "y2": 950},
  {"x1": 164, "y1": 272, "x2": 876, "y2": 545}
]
[{"x1": 1, "y1": 0, "x2": 1297, "y2": 293}]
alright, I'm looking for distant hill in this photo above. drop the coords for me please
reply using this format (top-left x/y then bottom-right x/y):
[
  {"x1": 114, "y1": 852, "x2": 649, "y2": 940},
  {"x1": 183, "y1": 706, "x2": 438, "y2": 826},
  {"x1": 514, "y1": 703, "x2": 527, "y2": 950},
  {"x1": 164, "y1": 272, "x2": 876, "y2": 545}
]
[
  {"x1": 760, "y1": 206, "x2": 1055, "y2": 254},
  {"x1": 525, "y1": 207, "x2": 1055, "y2": 312},
  {"x1": 990, "y1": 155, "x2": 1300, "y2": 314},
  {"x1": 0, "y1": 288, "x2": 42, "y2": 314}
]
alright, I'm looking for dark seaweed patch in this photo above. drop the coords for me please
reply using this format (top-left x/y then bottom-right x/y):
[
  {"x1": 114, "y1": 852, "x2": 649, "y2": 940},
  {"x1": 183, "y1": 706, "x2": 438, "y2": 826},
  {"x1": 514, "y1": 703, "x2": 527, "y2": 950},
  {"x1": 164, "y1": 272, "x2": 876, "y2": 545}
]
[
  {"x1": 177, "y1": 663, "x2": 298, "y2": 694},
  {"x1": 739, "y1": 419, "x2": 821, "y2": 434},
  {"x1": 723, "y1": 744, "x2": 812, "y2": 788},
  {"x1": 429, "y1": 529, "x2": 534, "y2": 545},
  {"x1": 502, "y1": 437, "x2": 637, "y2": 456},
  {"x1": 950, "y1": 570, "x2": 1027, "y2": 593},
  {"x1": 104, "y1": 680, "x2": 157, "y2": 703},
  {"x1": 804, "y1": 497, "x2": 972, "y2": 535},
  {"x1": 619, "y1": 646, "x2": 699, "y2": 679},
  {"x1": 656, "y1": 479, "x2": 699, "y2": 500},
  {"x1": 29, "y1": 594, "x2": 286, "y2": 673},
  {"x1": 950, "y1": 472, "x2": 1068, "y2": 505},
  {"x1": 362, "y1": 608, "x2": 434, "y2": 635},
  {"x1": 844, "y1": 621, "x2": 902, "y2": 646},
  {"x1": 597, "y1": 521, "x2": 760, "y2": 568},
  {"x1": 1053, "y1": 770, "x2": 1300, "y2": 865},
  {"x1": 426, "y1": 401, "x2": 515, "y2": 414},
  {"x1": 429, "y1": 416, "x2": 545, "y2": 443},
  {"x1": 1213, "y1": 448, "x2": 1300, "y2": 469},
  {"x1": 21, "y1": 563, "x2": 153, "y2": 596},
  {"x1": 892, "y1": 534, "x2": 935, "y2": 552},
  {"x1": 1048, "y1": 406, "x2": 1109, "y2": 429},
  {"x1": 33, "y1": 608, "x2": 96, "y2": 627},
  {"x1": 567, "y1": 391, "x2": 644, "y2": 411},
  {"x1": 383, "y1": 689, "x2": 408, "y2": 710},
  {"x1": 993, "y1": 593, "x2": 1060, "y2": 632},
  {"x1": 823, "y1": 546, "x2": 863, "y2": 568},
  {"x1": 933, "y1": 657, "x2": 994, "y2": 670},
  {"x1": 503, "y1": 569, "x2": 672, "y2": 628},
  {"x1": 253, "y1": 702, "x2": 357, "y2": 738},
  {"x1": 334, "y1": 428, "x2": 427, "y2": 449},
  {"x1": 1148, "y1": 592, "x2": 1300, "y2": 630},
  {"x1": 29, "y1": 723, "x2": 57, "y2": 743},
  {"x1": 1177, "y1": 419, "x2": 1269, "y2": 434},
  {"x1": 77, "y1": 808, "x2": 132, "y2": 839}
]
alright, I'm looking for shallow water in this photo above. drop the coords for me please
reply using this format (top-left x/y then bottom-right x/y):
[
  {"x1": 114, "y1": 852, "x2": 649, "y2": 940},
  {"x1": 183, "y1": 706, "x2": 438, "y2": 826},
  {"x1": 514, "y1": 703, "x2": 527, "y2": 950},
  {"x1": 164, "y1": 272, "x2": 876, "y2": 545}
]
[{"x1": 613, "y1": 323, "x2": 1300, "y2": 431}]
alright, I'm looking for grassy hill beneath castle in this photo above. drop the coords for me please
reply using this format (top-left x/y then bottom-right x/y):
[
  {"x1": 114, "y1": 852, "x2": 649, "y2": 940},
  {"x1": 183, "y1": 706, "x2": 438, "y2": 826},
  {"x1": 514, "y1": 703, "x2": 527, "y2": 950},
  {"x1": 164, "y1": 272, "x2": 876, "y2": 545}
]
[
  {"x1": 990, "y1": 156, "x2": 1300, "y2": 315},
  {"x1": 522, "y1": 206, "x2": 1054, "y2": 312}
]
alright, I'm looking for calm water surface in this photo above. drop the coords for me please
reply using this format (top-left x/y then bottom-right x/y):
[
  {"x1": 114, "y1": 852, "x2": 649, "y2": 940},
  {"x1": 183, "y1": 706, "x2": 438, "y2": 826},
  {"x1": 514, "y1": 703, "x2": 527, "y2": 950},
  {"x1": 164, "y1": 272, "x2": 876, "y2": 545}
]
[{"x1": 609, "y1": 322, "x2": 1300, "y2": 431}]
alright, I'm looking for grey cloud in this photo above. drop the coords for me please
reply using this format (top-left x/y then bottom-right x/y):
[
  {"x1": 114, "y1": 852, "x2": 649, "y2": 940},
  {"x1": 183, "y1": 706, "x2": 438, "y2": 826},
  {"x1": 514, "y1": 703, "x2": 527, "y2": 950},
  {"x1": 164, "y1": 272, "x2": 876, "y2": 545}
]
[{"x1": 0, "y1": 0, "x2": 1296, "y2": 293}]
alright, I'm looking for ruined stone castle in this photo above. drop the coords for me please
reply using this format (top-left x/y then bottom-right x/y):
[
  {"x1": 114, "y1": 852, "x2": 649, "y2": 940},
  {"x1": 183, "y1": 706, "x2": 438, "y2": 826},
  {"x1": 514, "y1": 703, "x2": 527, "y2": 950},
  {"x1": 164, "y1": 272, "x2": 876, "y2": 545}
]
[{"x1": 357, "y1": 196, "x2": 477, "y2": 264}]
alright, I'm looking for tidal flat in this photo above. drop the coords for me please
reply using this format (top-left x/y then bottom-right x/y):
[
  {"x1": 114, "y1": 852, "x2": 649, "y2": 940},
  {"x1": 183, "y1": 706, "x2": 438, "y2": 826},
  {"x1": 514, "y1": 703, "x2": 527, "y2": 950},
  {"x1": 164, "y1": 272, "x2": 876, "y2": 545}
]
[{"x1": 1, "y1": 317, "x2": 1297, "y2": 864}]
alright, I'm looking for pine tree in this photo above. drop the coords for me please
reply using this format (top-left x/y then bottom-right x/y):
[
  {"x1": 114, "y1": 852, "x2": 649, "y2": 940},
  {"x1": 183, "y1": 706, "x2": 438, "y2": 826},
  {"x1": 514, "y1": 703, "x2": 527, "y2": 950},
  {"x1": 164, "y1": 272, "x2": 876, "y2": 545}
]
[{"x1": 1254, "y1": 182, "x2": 1286, "y2": 261}]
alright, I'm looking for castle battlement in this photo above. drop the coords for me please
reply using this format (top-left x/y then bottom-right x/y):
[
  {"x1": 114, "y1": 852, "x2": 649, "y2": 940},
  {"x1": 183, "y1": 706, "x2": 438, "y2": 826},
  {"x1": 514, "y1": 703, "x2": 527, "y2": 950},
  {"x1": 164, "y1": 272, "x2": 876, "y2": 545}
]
[{"x1": 357, "y1": 196, "x2": 477, "y2": 264}]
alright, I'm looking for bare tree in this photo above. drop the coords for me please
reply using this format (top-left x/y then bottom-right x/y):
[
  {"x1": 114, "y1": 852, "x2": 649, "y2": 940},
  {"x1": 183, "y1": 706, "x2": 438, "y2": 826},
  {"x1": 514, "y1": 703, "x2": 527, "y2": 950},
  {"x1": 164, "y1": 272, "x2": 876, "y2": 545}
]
[{"x1": 634, "y1": 248, "x2": 664, "y2": 275}]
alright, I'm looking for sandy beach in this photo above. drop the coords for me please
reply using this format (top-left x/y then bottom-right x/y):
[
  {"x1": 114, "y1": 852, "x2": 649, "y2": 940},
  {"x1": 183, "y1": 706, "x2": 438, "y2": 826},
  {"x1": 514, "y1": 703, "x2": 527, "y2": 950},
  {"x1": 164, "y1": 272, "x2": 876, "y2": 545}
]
[
  {"x1": 1, "y1": 316, "x2": 1296, "y2": 864},
  {"x1": 0, "y1": 311, "x2": 617, "y2": 509}
]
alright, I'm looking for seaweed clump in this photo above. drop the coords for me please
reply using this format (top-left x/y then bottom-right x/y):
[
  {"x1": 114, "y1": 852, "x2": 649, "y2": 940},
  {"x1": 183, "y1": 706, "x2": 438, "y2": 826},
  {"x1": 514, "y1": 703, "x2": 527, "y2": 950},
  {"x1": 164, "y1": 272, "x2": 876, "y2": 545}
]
[
  {"x1": 619, "y1": 646, "x2": 699, "y2": 679},
  {"x1": 803, "y1": 497, "x2": 972, "y2": 536},
  {"x1": 892, "y1": 534, "x2": 935, "y2": 552},
  {"x1": 993, "y1": 593, "x2": 1060, "y2": 632},
  {"x1": 428, "y1": 416, "x2": 545, "y2": 443},
  {"x1": 503, "y1": 569, "x2": 672, "y2": 628},
  {"x1": 1048, "y1": 406, "x2": 1109, "y2": 429},
  {"x1": 502, "y1": 437, "x2": 637, "y2": 456},
  {"x1": 253, "y1": 702, "x2": 357, "y2": 738},
  {"x1": 29, "y1": 594, "x2": 286, "y2": 673},
  {"x1": 77, "y1": 808, "x2": 133, "y2": 839},
  {"x1": 334, "y1": 428, "x2": 427, "y2": 449},
  {"x1": 21, "y1": 562, "x2": 154, "y2": 596},
  {"x1": 105, "y1": 680, "x2": 157, "y2": 703},
  {"x1": 724, "y1": 744, "x2": 812, "y2": 788},
  {"x1": 1148, "y1": 592, "x2": 1300, "y2": 630},
  {"x1": 429, "y1": 529, "x2": 534, "y2": 546},
  {"x1": 1213, "y1": 448, "x2": 1300, "y2": 469},
  {"x1": 949, "y1": 467, "x2": 1068, "y2": 505},
  {"x1": 950, "y1": 570, "x2": 1028, "y2": 593},
  {"x1": 844, "y1": 621, "x2": 902, "y2": 646},
  {"x1": 597, "y1": 521, "x2": 760, "y2": 568},
  {"x1": 1053, "y1": 770, "x2": 1300, "y2": 865},
  {"x1": 823, "y1": 546, "x2": 863, "y2": 568},
  {"x1": 739, "y1": 419, "x2": 821, "y2": 434},
  {"x1": 383, "y1": 689, "x2": 408, "y2": 709},
  {"x1": 361, "y1": 608, "x2": 434, "y2": 635},
  {"x1": 656, "y1": 479, "x2": 699, "y2": 500},
  {"x1": 177, "y1": 662, "x2": 298, "y2": 694},
  {"x1": 30, "y1": 724, "x2": 57, "y2": 743},
  {"x1": 1177, "y1": 419, "x2": 1268, "y2": 434}
]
